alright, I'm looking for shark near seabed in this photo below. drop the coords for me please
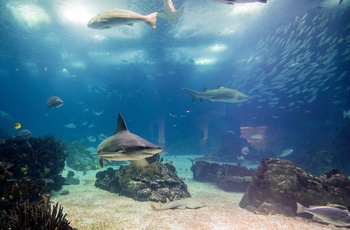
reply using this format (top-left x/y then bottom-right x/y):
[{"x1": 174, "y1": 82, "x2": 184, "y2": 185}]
[
  {"x1": 182, "y1": 86, "x2": 250, "y2": 103},
  {"x1": 93, "y1": 113, "x2": 162, "y2": 167},
  {"x1": 150, "y1": 199, "x2": 205, "y2": 211}
]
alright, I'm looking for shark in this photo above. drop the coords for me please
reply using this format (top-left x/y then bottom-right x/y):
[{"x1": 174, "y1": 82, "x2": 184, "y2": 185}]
[
  {"x1": 157, "y1": 0, "x2": 185, "y2": 24},
  {"x1": 93, "y1": 113, "x2": 163, "y2": 167},
  {"x1": 150, "y1": 199, "x2": 205, "y2": 211},
  {"x1": 182, "y1": 86, "x2": 250, "y2": 103}
]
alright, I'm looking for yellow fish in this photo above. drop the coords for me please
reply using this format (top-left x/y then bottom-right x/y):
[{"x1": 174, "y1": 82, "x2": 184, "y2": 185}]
[{"x1": 13, "y1": 123, "x2": 21, "y2": 129}]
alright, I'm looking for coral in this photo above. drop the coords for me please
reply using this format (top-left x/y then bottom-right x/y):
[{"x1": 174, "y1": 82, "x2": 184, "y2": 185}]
[
  {"x1": 0, "y1": 136, "x2": 66, "y2": 181},
  {"x1": 95, "y1": 162, "x2": 191, "y2": 202},
  {"x1": 0, "y1": 200, "x2": 76, "y2": 230},
  {"x1": 65, "y1": 141, "x2": 101, "y2": 171}
]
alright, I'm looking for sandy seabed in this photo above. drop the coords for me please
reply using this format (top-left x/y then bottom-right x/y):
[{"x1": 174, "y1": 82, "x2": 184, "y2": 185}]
[{"x1": 51, "y1": 155, "x2": 344, "y2": 230}]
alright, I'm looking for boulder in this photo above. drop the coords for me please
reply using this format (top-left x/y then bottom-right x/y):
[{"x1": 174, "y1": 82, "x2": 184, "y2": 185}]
[
  {"x1": 95, "y1": 162, "x2": 190, "y2": 202},
  {"x1": 239, "y1": 158, "x2": 350, "y2": 216},
  {"x1": 190, "y1": 161, "x2": 254, "y2": 192}
]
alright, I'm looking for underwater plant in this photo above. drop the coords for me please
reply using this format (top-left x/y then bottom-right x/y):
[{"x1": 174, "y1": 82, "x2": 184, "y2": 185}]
[{"x1": 0, "y1": 200, "x2": 76, "y2": 230}]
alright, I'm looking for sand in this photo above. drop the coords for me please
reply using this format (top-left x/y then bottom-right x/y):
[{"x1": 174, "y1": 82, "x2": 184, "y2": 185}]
[{"x1": 51, "y1": 155, "x2": 344, "y2": 230}]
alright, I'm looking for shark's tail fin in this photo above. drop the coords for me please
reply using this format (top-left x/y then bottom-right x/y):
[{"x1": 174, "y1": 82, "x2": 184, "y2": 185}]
[
  {"x1": 150, "y1": 203, "x2": 159, "y2": 211},
  {"x1": 296, "y1": 202, "x2": 307, "y2": 214},
  {"x1": 182, "y1": 88, "x2": 200, "y2": 101},
  {"x1": 145, "y1": 12, "x2": 158, "y2": 28}
]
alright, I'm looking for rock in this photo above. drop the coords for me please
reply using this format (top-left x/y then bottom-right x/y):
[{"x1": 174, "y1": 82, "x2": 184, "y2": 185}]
[
  {"x1": 190, "y1": 161, "x2": 254, "y2": 192},
  {"x1": 95, "y1": 162, "x2": 191, "y2": 202},
  {"x1": 239, "y1": 158, "x2": 350, "y2": 216}
]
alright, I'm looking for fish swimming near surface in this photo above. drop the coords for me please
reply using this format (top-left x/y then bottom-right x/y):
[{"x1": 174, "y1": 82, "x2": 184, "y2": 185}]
[
  {"x1": 182, "y1": 86, "x2": 250, "y2": 103},
  {"x1": 150, "y1": 199, "x2": 205, "y2": 211},
  {"x1": 343, "y1": 109, "x2": 350, "y2": 119},
  {"x1": 296, "y1": 202, "x2": 350, "y2": 227},
  {"x1": 188, "y1": 154, "x2": 222, "y2": 163},
  {"x1": 277, "y1": 148, "x2": 293, "y2": 157},
  {"x1": 87, "y1": 9, "x2": 158, "y2": 29},
  {"x1": 158, "y1": 0, "x2": 185, "y2": 24},
  {"x1": 93, "y1": 113, "x2": 163, "y2": 167},
  {"x1": 213, "y1": 0, "x2": 267, "y2": 4},
  {"x1": 46, "y1": 96, "x2": 63, "y2": 108}
]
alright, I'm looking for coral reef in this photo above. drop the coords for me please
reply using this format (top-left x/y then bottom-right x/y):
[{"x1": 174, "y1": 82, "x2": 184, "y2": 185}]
[
  {"x1": 0, "y1": 136, "x2": 66, "y2": 183},
  {"x1": 95, "y1": 162, "x2": 191, "y2": 202},
  {"x1": 190, "y1": 161, "x2": 254, "y2": 192},
  {"x1": 239, "y1": 158, "x2": 350, "y2": 216},
  {"x1": 0, "y1": 200, "x2": 76, "y2": 230},
  {"x1": 65, "y1": 141, "x2": 101, "y2": 171}
]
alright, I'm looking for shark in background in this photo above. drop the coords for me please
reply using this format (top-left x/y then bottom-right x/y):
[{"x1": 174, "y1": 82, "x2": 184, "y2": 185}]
[
  {"x1": 93, "y1": 113, "x2": 162, "y2": 167},
  {"x1": 157, "y1": 0, "x2": 185, "y2": 24},
  {"x1": 182, "y1": 86, "x2": 250, "y2": 103}
]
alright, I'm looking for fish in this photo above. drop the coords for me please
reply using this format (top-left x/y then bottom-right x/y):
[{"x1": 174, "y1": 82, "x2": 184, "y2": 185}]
[
  {"x1": 93, "y1": 109, "x2": 104, "y2": 116},
  {"x1": 150, "y1": 199, "x2": 205, "y2": 211},
  {"x1": 46, "y1": 96, "x2": 63, "y2": 108},
  {"x1": 65, "y1": 123, "x2": 76, "y2": 129},
  {"x1": 250, "y1": 133, "x2": 263, "y2": 140},
  {"x1": 13, "y1": 123, "x2": 21, "y2": 129},
  {"x1": 241, "y1": 146, "x2": 249, "y2": 155},
  {"x1": 16, "y1": 129, "x2": 31, "y2": 140},
  {"x1": 157, "y1": 0, "x2": 185, "y2": 24},
  {"x1": 93, "y1": 113, "x2": 163, "y2": 167},
  {"x1": 277, "y1": 148, "x2": 293, "y2": 157},
  {"x1": 0, "y1": 110, "x2": 13, "y2": 120},
  {"x1": 296, "y1": 202, "x2": 350, "y2": 227},
  {"x1": 343, "y1": 109, "x2": 350, "y2": 119},
  {"x1": 87, "y1": 136, "x2": 96, "y2": 142},
  {"x1": 87, "y1": 9, "x2": 158, "y2": 29},
  {"x1": 182, "y1": 86, "x2": 250, "y2": 103},
  {"x1": 188, "y1": 154, "x2": 222, "y2": 163},
  {"x1": 213, "y1": 0, "x2": 267, "y2": 4}
]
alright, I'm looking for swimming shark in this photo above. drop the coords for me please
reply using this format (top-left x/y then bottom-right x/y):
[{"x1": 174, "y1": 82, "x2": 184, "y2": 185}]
[
  {"x1": 93, "y1": 113, "x2": 163, "y2": 167},
  {"x1": 157, "y1": 0, "x2": 185, "y2": 24},
  {"x1": 182, "y1": 86, "x2": 250, "y2": 103}
]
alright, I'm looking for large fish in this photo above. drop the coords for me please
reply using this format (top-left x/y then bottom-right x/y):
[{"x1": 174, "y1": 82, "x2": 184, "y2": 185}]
[
  {"x1": 157, "y1": 0, "x2": 185, "y2": 24},
  {"x1": 297, "y1": 202, "x2": 350, "y2": 227},
  {"x1": 87, "y1": 9, "x2": 158, "y2": 29},
  {"x1": 182, "y1": 86, "x2": 250, "y2": 103},
  {"x1": 213, "y1": 0, "x2": 267, "y2": 4},
  {"x1": 150, "y1": 199, "x2": 205, "y2": 211},
  {"x1": 94, "y1": 114, "x2": 162, "y2": 167}
]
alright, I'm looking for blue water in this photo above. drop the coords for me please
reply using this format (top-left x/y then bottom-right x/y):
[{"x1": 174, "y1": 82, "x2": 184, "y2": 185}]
[{"x1": 0, "y1": 0, "x2": 349, "y2": 162}]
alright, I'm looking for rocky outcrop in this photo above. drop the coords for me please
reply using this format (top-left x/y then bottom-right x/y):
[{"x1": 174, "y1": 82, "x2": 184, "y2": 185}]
[
  {"x1": 239, "y1": 158, "x2": 350, "y2": 216},
  {"x1": 95, "y1": 162, "x2": 191, "y2": 202},
  {"x1": 190, "y1": 161, "x2": 254, "y2": 192}
]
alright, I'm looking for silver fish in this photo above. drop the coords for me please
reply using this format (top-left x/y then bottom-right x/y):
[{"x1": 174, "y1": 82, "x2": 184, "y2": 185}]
[
  {"x1": 277, "y1": 148, "x2": 293, "y2": 157},
  {"x1": 297, "y1": 202, "x2": 350, "y2": 227},
  {"x1": 87, "y1": 9, "x2": 157, "y2": 29}
]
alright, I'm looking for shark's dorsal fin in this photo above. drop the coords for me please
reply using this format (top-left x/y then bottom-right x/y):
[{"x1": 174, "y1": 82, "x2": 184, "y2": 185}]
[{"x1": 115, "y1": 113, "x2": 128, "y2": 134}]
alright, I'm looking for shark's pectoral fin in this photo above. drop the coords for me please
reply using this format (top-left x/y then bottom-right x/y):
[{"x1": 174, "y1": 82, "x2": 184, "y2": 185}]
[
  {"x1": 129, "y1": 159, "x2": 150, "y2": 167},
  {"x1": 99, "y1": 158, "x2": 104, "y2": 167}
]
